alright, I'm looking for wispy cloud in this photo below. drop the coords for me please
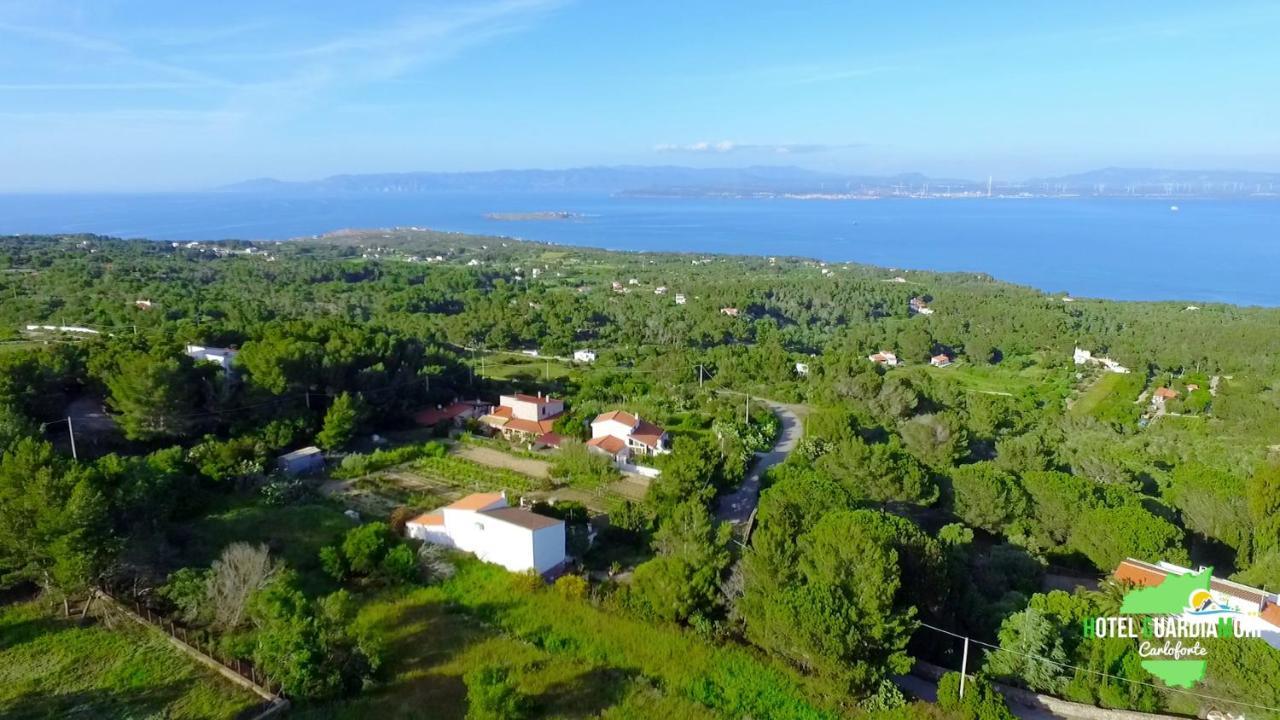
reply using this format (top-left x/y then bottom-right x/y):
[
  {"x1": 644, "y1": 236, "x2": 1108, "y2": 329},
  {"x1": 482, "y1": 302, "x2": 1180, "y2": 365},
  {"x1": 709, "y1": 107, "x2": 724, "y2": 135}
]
[{"x1": 655, "y1": 141, "x2": 858, "y2": 155}]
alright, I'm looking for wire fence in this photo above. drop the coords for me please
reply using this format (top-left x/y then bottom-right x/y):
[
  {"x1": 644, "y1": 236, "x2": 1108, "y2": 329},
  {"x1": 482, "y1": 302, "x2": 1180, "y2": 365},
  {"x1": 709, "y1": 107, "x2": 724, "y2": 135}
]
[
  {"x1": 916, "y1": 620, "x2": 1280, "y2": 716},
  {"x1": 94, "y1": 587, "x2": 284, "y2": 700}
]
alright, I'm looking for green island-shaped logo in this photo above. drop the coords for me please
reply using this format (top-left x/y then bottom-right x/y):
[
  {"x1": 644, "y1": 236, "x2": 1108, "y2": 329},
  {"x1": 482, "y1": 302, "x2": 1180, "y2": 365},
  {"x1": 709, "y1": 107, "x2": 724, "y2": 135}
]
[{"x1": 1119, "y1": 568, "x2": 1212, "y2": 687}]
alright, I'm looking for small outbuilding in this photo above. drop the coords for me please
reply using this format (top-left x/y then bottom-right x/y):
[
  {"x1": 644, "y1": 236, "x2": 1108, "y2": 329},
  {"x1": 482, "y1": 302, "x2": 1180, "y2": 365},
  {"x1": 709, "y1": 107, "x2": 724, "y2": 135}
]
[{"x1": 277, "y1": 446, "x2": 324, "y2": 475}]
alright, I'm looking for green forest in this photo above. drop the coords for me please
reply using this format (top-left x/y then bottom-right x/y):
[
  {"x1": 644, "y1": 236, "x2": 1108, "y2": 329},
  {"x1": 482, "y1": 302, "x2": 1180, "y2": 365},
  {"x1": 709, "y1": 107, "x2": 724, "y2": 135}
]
[{"x1": 2, "y1": 230, "x2": 1279, "y2": 719}]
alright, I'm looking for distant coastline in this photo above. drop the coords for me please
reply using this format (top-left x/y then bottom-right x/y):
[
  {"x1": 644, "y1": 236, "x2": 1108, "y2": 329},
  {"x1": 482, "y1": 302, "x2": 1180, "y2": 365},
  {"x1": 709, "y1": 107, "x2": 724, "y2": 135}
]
[{"x1": 484, "y1": 211, "x2": 582, "y2": 221}]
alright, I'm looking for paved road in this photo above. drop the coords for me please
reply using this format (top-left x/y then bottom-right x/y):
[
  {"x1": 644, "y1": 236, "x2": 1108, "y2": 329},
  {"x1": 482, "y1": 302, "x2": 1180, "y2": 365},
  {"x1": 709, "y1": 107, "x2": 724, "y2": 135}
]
[
  {"x1": 894, "y1": 675, "x2": 1061, "y2": 720},
  {"x1": 715, "y1": 395, "x2": 805, "y2": 524}
]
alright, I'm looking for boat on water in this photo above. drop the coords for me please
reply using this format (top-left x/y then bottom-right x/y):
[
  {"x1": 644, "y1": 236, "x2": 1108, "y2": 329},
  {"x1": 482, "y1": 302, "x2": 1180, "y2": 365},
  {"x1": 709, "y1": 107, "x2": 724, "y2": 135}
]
[{"x1": 1170, "y1": 205, "x2": 1180, "y2": 212}]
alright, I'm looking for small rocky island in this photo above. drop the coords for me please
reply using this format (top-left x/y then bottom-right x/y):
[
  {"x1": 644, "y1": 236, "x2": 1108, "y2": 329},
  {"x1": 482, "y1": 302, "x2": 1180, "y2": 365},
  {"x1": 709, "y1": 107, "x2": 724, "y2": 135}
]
[{"x1": 484, "y1": 211, "x2": 581, "y2": 221}]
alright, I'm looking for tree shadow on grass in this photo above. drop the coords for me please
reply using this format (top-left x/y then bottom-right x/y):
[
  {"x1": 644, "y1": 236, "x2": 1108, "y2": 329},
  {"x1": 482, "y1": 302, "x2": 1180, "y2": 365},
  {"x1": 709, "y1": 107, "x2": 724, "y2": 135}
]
[
  {"x1": 1, "y1": 683, "x2": 189, "y2": 720},
  {"x1": 531, "y1": 666, "x2": 636, "y2": 717}
]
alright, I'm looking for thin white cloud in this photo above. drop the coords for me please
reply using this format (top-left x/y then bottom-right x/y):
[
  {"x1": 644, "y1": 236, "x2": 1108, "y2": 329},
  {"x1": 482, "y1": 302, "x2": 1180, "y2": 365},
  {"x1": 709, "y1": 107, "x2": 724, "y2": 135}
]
[{"x1": 655, "y1": 141, "x2": 858, "y2": 155}]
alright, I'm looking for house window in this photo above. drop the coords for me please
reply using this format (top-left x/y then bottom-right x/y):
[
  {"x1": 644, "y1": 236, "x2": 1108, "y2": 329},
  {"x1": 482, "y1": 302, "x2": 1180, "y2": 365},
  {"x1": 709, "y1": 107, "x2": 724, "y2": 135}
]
[{"x1": 474, "y1": 522, "x2": 485, "y2": 532}]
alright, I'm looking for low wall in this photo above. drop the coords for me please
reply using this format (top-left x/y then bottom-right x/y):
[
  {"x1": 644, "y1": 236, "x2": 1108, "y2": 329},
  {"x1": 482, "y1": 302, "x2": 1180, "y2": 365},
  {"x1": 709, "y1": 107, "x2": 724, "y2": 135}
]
[
  {"x1": 618, "y1": 462, "x2": 661, "y2": 478},
  {"x1": 912, "y1": 661, "x2": 1189, "y2": 720}
]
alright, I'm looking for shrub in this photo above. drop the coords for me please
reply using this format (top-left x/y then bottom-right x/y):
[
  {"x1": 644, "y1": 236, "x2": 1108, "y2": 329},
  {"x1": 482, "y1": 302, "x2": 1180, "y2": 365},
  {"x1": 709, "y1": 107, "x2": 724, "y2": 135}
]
[
  {"x1": 936, "y1": 672, "x2": 1015, "y2": 720},
  {"x1": 554, "y1": 574, "x2": 589, "y2": 601},
  {"x1": 464, "y1": 666, "x2": 528, "y2": 720}
]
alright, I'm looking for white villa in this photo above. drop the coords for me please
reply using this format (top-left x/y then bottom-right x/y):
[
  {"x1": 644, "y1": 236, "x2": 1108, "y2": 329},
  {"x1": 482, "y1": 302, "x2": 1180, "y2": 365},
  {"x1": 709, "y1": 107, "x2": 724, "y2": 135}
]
[
  {"x1": 573, "y1": 349, "x2": 597, "y2": 363},
  {"x1": 1115, "y1": 558, "x2": 1280, "y2": 650},
  {"x1": 185, "y1": 344, "x2": 238, "y2": 369},
  {"x1": 481, "y1": 393, "x2": 565, "y2": 444},
  {"x1": 406, "y1": 492, "x2": 566, "y2": 574},
  {"x1": 1073, "y1": 346, "x2": 1130, "y2": 374},
  {"x1": 869, "y1": 350, "x2": 901, "y2": 366},
  {"x1": 587, "y1": 410, "x2": 670, "y2": 466}
]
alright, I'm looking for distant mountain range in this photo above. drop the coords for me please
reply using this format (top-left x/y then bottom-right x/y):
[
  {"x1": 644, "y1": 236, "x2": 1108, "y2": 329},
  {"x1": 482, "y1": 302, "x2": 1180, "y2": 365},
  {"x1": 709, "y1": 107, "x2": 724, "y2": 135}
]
[{"x1": 219, "y1": 165, "x2": 1280, "y2": 199}]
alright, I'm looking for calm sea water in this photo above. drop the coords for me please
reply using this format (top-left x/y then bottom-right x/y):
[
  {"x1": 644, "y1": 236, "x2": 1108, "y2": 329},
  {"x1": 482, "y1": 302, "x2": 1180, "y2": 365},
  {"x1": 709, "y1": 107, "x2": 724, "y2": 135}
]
[{"x1": 1, "y1": 192, "x2": 1277, "y2": 306}]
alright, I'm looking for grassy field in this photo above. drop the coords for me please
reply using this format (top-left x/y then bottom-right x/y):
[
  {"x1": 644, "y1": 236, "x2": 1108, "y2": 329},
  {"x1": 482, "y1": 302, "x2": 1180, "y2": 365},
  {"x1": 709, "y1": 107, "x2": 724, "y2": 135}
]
[
  {"x1": 293, "y1": 560, "x2": 833, "y2": 720},
  {"x1": 1069, "y1": 370, "x2": 1145, "y2": 419},
  {"x1": 0, "y1": 600, "x2": 260, "y2": 719},
  {"x1": 473, "y1": 352, "x2": 576, "y2": 382},
  {"x1": 169, "y1": 497, "x2": 355, "y2": 593},
  {"x1": 294, "y1": 586, "x2": 713, "y2": 720}
]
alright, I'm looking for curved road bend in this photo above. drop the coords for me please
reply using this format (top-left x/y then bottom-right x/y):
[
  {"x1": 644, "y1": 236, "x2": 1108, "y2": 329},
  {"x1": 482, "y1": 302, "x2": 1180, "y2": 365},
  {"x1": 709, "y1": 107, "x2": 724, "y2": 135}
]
[{"x1": 715, "y1": 395, "x2": 805, "y2": 524}]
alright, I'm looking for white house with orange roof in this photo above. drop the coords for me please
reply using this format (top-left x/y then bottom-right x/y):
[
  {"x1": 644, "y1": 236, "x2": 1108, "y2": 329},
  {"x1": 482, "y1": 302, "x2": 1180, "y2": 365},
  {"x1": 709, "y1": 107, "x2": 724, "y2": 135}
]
[
  {"x1": 868, "y1": 350, "x2": 900, "y2": 367},
  {"x1": 1114, "y1": 558, "x2": 1280, "y2": 650},
  {"x1": 481, "y1": 392, "x2": 565, "y2": 445},
  {"x1": 587, "y1": 410, "x2": 670, "y2": 471},
  {"x1": 405, "y1": 492, "x2": 566, "y2": 574}
]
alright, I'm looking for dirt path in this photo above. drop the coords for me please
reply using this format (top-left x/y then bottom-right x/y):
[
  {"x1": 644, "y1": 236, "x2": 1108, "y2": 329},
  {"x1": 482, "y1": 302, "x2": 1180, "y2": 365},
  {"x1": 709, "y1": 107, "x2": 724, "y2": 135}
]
[{"x1": 451, "y1": 444, "x2": 551, "y2": 478}]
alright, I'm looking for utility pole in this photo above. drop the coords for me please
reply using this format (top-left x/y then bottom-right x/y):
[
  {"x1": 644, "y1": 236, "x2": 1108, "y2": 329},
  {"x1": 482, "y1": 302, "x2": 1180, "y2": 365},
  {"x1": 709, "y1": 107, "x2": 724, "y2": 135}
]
[
  {"x1": 694, "y1": 364, "x2": 705, "y2": 388},
  {"x1": 745, "y1": 395, "x2": 750, "y2": 424},
  {"x1": 959, "y1": 635, "x2": 970, "y2": 699},
  {"x1": 65, "y1": 416, "x2": 77, "y2": 461},
  {"x1": 304, "y1": 392, "x2": 311, "y2": 410}
]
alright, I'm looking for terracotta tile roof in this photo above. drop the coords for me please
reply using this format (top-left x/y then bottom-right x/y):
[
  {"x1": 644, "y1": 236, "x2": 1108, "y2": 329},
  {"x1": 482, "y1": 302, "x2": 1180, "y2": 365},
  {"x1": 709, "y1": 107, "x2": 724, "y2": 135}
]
[
  {"x1": 447, "y1": 492, "x2": 506, "y2": 511},
  {"x1": 1114, "y1": 558, "x2": 1168, "y2": 587},
  {"x1": 414, "y1": 401, "x2": 471, "y2": 426},
  {"x1": 510, "y1": 393, "x2": 559, "y2": 405},
  {"x1": 1262, "y1": 603, "x2": 1280, "y2": 627},
  {"x1": 535, "y1": 432, "x2": 563, "y2": 447},
  {"x1": 630, "y1": 419, "x2": 667, "y2": 448},
  {"x1": 491, "y1": 405, "x2": 514, "y2": 419},
  {"x1": 587, "y1": 435, "x2": 627, "y2": 454},
  {"x1": 407, "y1": 511, "x2": 444, "y2": 526},
  {"x1": 1210, "y1": 578, "x2": 1268, "y2": 605},
  {"x1": 479, "y1": 506, "x2": 562, "y2": 531},
  {"x1": 1154, "y1": 387, "x2": 1179, "y2": 400},
  {"x1": 593, "y1": 410, "x2": 638, "y2": 426},
  {"x1": 503, "y1": 417, "x2": 557, "y2": 435}
]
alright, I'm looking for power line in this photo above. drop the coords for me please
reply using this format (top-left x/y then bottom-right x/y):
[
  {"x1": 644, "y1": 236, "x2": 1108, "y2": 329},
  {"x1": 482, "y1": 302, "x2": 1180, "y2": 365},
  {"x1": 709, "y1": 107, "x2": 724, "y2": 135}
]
[{"x1": 916, "y1": 621, "x2": 1280, "y2": 715}]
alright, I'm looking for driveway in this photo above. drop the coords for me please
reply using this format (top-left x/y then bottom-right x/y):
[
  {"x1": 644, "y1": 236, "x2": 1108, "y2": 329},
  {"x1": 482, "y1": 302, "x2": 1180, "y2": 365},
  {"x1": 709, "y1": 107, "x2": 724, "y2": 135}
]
[{"x1": 715, "y1": 394, "x2": 805, "y2": 524}]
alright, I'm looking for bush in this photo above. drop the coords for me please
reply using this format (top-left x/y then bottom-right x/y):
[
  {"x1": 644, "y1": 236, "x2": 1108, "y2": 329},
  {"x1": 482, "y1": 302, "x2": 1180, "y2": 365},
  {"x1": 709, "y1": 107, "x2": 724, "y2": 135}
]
[
  {"x1": 936, "y1": 672, "x2": 1015, "y2": 720},
  {"x1": 331, "y1": 441, "x2": 448, "y2": 480},
  {"x1": 549, "y1": 440, "x2": 620, "y2": 488},
  {"x1": 464, "y1": 666, "x2": 528, "y2": 720},
  {"x1": 418, "y1": 543, "x2": 457, "y2": 583},
  {"x1": 554, "y1": 574, "x2": 589, "y2": 601}
]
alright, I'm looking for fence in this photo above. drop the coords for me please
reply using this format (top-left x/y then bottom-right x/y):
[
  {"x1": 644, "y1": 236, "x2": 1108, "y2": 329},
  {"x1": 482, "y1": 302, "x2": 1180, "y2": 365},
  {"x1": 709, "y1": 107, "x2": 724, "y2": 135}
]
[{"x1": 93, "y1": 589, "x2": 289, "y2": 716}]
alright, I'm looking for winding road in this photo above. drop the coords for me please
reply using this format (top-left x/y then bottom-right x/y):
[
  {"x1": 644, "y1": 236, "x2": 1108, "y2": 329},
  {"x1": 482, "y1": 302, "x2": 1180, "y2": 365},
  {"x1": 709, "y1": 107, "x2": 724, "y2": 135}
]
[{"x1": 714, "y1": 394, "x2": 806, "y2": 524}]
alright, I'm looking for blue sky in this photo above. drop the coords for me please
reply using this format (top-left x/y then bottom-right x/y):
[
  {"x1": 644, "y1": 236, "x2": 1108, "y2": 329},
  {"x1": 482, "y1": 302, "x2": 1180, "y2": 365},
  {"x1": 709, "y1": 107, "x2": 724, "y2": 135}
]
[{"x1": 1, "y1": 1, "x2": 1278, "y2": 191}]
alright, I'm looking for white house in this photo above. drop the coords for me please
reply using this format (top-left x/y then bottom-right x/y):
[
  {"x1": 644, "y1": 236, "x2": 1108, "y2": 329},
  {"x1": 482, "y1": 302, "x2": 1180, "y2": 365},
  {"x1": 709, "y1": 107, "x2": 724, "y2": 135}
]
[
  {"x1": 1073, "y1": 346, "x2": 1130, "y2": 374},
  {"x1": 573, "y1": 349, "x2": 597, "y2": 363},
  {"x1": 277, "y1": 446, "x2": 324, "y2": 475},
  {"x1": 868, "y1": 350, "x2": 900, "y2": 366},
  {"x1": 909, "y1": 297, "x2": 934, "y2": 315},
  {"x1": 588, "y1": 410, "x2": 670, "y2": 464},
  {"x1": 674, "y1": 293, "x2": 687, "y2": 305},
  {"x1": 1115, "y1": 558, "x2": 1280, "y2": 650},
  {"x1": 406, "y1": 492, "x2": 566, "y2": 574},
  {"x1": 185, "y1": 344, "x2": 238, "y2": 369},
  {"x1": 654, "y1": 286, "x2": 668, "y2": 295},
  {"x1": 481, "y1": 393, "x2": 565, "y2": 443},
  {"x1": 794, "y1": 362, "x2": 810, "y2": 376},
  {"x1": 930, "y1": 353, "x2": 953, "y2": 367}
]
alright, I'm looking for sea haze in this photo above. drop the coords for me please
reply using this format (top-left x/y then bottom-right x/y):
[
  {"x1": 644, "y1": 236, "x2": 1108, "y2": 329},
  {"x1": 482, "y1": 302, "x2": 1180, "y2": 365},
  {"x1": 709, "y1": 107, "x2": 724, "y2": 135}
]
[{"x1": 1, "y1": 192, "x2": 1277, "y2": 306}]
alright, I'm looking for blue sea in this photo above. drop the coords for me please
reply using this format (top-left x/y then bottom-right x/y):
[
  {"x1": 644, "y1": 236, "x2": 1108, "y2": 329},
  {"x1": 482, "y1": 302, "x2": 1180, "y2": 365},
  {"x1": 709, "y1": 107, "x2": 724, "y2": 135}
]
[{"x1": 1, "y1": 192, "x2": 1277, "y2": 306}]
